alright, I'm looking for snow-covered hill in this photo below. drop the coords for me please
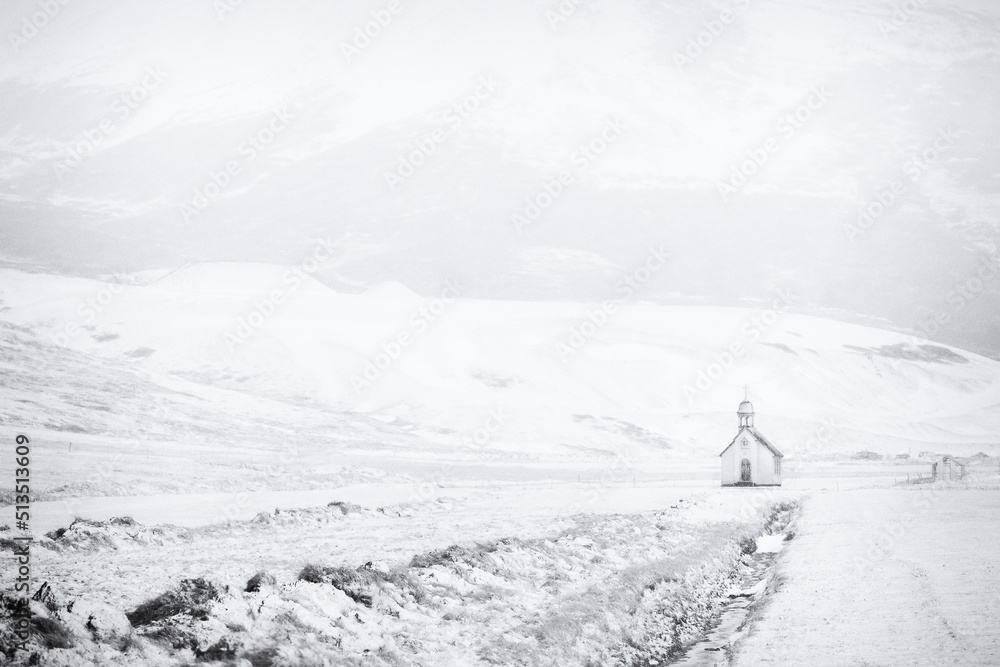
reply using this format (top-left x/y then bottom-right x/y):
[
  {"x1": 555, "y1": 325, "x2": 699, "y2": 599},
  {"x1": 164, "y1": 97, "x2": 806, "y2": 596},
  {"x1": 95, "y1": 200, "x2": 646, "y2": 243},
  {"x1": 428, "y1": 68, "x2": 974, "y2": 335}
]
[{"x1": 2, "y1": 264, "x2": 998, "y2": 473}]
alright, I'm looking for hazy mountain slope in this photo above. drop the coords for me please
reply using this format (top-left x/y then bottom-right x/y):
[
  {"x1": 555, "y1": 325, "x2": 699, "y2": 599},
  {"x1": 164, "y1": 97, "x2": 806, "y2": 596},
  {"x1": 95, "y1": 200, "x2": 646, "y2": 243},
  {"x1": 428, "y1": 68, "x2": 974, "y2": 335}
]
[{"x1": 1, "y1": 0, "x2": 998, "y2": 356}]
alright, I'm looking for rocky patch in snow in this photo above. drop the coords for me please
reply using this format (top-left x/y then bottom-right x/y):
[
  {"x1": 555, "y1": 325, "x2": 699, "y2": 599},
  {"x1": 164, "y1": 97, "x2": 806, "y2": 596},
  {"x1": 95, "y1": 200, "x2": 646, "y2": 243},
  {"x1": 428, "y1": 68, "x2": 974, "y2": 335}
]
[{"x1": 42, "y1": 517, "x2": 192, "y2": 552}]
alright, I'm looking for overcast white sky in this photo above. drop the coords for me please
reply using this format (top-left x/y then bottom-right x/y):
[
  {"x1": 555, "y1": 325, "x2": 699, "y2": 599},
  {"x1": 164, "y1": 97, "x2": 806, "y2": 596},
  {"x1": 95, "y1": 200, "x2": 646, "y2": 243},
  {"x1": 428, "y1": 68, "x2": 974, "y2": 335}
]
[{"x1": 1, "y1": 0, "x2": 998, "y2": 356}]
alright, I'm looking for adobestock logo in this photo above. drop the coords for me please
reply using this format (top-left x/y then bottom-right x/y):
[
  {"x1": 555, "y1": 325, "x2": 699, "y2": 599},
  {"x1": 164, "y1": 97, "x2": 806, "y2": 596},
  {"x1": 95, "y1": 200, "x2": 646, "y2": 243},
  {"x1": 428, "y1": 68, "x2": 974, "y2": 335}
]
[
  {"x1": 384, "y1": 75, "x2": 498, "y2": 191},
  {"x1": 569, "y1": 447, "x2": 636, "y2": 510},
  {"x1": 54, "y1": 65, "x2": 168, "y2": 181},
  {"x1": 844, "y1": 127, "x2": 960, "y2": 242},
  {"x1": 556, "y1": 246, "x2": 668, "y2": 362},
  {"x1": 214, "y1": 0, "x2": 250, "y2": 20},
  {"x1": 410, "y1": 407, "x2": 507, "y2": 503},
  {"x1": 7, "y1": 0, "x2": 71, "y2": 53},
  {"x1": 351, "y1": 281, "x2": 464, "y2": 393},
  {"x1": 673, "y1": 0, "x2": 752, "y2": 71},
  {"x1": 717, "y1": 85, "x2": 830, "y2": 202},
  {"x1": 917, "y1": 255, "x2": 999, "y2": 341},
  {"x1": 544, "y1": 0, "x2": 594, "y2": 30},
  {"x1": 512, "y1": 117, "x2": 625, "y2": 234},
  {"x1": 180, "y1": 105, "x2": 295, "y2": 223},
  {"x1": 681, "y1": 289, "x2": 795, "y2": 403},
  {"x1": 49, "y1": 272, "x2": 130, "y2": 347},
  {"x1": 340, "y1": 0, "x2": 404, "y2": 64},
  {"x1": 224, "y1": 237, "x2": 340, "y2": 351},
  {"x1": 878, "y1": 0, "x2": 930, "y2": 38}
]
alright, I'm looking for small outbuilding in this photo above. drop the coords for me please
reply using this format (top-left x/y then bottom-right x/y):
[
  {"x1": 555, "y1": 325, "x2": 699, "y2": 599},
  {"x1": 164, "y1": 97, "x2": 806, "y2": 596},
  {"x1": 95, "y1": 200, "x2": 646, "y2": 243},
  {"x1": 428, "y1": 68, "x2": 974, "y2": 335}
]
[
  {"x1": 720, "y1": 392, "x2": 783, "y2": 487},
  {"x1": 932, "y1": 456, "x2": 966, "y2": 481}
]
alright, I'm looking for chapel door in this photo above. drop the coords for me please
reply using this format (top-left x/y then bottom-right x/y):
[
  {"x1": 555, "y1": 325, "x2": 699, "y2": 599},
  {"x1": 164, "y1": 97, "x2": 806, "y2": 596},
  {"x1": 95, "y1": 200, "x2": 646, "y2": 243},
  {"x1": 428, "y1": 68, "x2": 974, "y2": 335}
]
[{"x1": 740, "y1": 459, "x2": 752, "y2": 483}]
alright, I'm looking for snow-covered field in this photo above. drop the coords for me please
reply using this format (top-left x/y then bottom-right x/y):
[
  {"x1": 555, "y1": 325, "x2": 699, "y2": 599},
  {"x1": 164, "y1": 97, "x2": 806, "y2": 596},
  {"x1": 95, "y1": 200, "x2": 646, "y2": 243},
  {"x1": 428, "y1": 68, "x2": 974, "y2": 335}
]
[
  {"x1": 1, "y1": 266, "x2": 999, "y2": 665},
  {"x1": 6, "y1": 484, "x2": 798, "y2": 666},
  {"x1": 4, "y1": 480, "x2": 999, "y2": 665}
]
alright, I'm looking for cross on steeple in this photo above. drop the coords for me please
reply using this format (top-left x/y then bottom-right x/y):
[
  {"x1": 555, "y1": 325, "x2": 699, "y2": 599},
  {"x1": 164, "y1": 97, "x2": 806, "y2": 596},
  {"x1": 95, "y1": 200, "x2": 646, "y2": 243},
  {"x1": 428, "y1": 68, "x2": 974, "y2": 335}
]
[{"x1": 743, "y1": 385, "x2": 749, "y2": 401}]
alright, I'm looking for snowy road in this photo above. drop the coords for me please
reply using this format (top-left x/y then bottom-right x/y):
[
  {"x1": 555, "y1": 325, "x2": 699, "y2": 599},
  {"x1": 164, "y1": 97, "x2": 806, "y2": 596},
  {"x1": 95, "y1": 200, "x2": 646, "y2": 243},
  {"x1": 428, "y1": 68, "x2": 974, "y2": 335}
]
[{"x1": 734, "y1": 489, "x2": 1000, "y2": 666}]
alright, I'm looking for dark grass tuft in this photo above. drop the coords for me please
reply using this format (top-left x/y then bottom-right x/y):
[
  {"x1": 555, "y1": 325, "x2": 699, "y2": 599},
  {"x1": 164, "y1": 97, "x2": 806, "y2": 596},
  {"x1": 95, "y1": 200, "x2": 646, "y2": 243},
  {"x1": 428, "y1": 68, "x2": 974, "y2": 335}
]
[
  {"x1": 116, "y1": 632, "x2": 144, "y2": 653},
  {"x1": 298, "y1": 563, "x2": 426, "y2": 607},
  {"x1": 146, "y1": 624, "x2": 198, "y2": 651},
  {"x1": 326, "y1": 567, "x2": 379, "y2": 607},
  {"x1": 197, "y1": 635, "x2": 241, "y2": 662},
  {"x1": 0, "y1": 593, "x2": 27, "y2": 614},
  {"x1": 44, "y1": 527, "x2": 67, "y2": 541},
  {"x1": 327, "y1": 501, "x2": 364, "y2": 515},
  {"x1": 0, "y1": 537, "x2": 22, "y2": 552},
  {"x1": 297, "y1": 564, "x2": 326, "y2": 584},
  {"x1": 243, "y1": 647, "x2": 281, "y2": 667},
  {"x1": 245, "y1": 571, "x2": 276, "y2": 593},
  {"x1": 737, "y1": 533, "x2": 757, "y2": 556},
  {"x1": 763, "y1": 500, "x2": 801, "y2": 535},
  {"x1": 126, "y1": 578, "x2": 220, "y2": 627},
  {"x1": 409, "y1": 543, "x2": 499, "y2": 570},
  {"x1": 30, "y1": 617, "x2": 75, "y2": 649},
  {"x1": 108, "y1": 516, "x2": 138, "y2": 526}
]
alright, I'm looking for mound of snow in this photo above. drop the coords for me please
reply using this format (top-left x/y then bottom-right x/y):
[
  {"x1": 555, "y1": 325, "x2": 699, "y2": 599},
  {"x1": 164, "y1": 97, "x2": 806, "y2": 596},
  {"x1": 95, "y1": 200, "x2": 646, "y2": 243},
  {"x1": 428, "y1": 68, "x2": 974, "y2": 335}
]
[{"x1": 44, "y1": 517, "x2": 192, "y2": 552}]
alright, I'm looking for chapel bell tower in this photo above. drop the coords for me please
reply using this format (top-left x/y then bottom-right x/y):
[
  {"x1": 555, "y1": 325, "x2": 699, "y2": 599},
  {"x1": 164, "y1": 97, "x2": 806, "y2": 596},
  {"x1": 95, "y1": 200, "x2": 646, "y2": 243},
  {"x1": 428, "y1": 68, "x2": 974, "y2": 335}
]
[{"x1": 738, "y1": 386, "x2": 754, "y2": 428}]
